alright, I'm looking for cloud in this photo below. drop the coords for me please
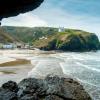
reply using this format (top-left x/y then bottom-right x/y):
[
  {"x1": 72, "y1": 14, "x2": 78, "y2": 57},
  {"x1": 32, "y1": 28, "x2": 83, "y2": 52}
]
[
  {"x1": 2, "y1": 13, "x2": 48, "y2": 27},
  {"x1": 30, "y1": 0, "x2": 100, "y2": 38},
  {"x1": 1, "y1": 0, "x2": 100, "y2": 39}
]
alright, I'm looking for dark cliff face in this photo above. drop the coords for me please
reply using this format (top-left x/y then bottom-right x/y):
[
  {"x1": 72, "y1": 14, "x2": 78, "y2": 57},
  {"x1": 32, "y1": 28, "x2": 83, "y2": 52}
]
[
  {"x1": 33, "y1": 30, "x2": 100, "y2": 52},
  {"x1": 0, "y1": 0, "x2": 44, "y2": 21}
]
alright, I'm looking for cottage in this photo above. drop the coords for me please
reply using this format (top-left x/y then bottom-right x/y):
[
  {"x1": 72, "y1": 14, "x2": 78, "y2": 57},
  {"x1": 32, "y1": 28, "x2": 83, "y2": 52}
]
[
  {"x1": 3, "y1": 43, "x2": 15, "y2": 49},
  {"x1": 58, "y1": 27, "x2": 65, "y2": 32},
  {"x1": 24, "y1": 43, "x2": 30, "y2": 49},
  {"x1": 15, "y1": 43, "x2": 25, "y2": 49},
  {"x1": 39, "y1": 36, "x2": 47, "y2": 40}
]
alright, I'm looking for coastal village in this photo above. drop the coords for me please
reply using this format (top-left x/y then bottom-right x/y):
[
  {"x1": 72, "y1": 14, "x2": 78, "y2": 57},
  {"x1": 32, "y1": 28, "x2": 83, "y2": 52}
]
[
  {"x1": 0, "y1": 42, "x2": 32, "y2": 49},
  {"x1": 0, "y1": 27, "x2": 65, "y2": 50}
]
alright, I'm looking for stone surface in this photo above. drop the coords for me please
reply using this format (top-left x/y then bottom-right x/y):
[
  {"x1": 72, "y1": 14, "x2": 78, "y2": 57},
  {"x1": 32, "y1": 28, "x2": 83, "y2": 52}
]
[
  {"x1": 0, "y1": 89, "x2": 17, "y2": 100},
  {"x1": 0, "y1": 81, "x2": 18, "y2": 100},
  {"x1": 0, "y1": 75, "x2": 92, "y2": 100},
  {"x1": 0, "y1": 0, "x2": 44, "y2": 21},
  {"x1": 2, "y1": 81, "x2": 18, "y2": 93}
]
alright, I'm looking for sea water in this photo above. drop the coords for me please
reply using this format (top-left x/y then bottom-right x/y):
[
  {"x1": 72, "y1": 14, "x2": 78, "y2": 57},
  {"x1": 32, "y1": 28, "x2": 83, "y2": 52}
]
[
  {"x1": 57, "y1": 51, "x2": 100, "y2": 100},
  {"x1": 0, "y1": 50, "x2": 100, "y2": 100},
  {"x1": 29, "y1": 51, "x2": 100, "y2": 100}
]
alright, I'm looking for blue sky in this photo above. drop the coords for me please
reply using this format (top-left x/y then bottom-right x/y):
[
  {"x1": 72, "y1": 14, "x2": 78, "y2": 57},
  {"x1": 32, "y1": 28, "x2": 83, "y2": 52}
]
[{"x1": 1, "y1": 0, "x2": 100, "y2": 38}]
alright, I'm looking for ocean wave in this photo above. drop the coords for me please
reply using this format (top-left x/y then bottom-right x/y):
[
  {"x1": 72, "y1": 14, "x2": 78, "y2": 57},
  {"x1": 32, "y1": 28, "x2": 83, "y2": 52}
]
[
  {"x1": 76, "y1": 62, "x2": 100, "y2": 73},
  {"x1": 60, "y1": 63, "x2": 68, "y2": 75},
  {"x1": 60, "y1": 63, "x2": 98, "y2": 87},
  {"x1": 59, "y1": 52, "x2": 100, "y2": 62}
]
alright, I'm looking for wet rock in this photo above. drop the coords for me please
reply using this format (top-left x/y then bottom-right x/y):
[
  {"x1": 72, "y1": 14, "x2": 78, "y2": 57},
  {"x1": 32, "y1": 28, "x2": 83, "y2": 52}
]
[
  {"x1": 0, "y1": 88, "x2": 18, "y2": 100},
  {"x1": 44, "y1": 95, "x2": 63, "y2": 100},
  {"x1": 0, "y1": 81, "x2": 18, "y2": 100},
  {"x1": 2, "y1": 81, "x2": 18, "y2": 93},
  {"x1": 20, "y1": 94, "x2": 39, "y2": 100},
  {"x1": 0, "y1": 75, "x2": 92, "y2": 100}
]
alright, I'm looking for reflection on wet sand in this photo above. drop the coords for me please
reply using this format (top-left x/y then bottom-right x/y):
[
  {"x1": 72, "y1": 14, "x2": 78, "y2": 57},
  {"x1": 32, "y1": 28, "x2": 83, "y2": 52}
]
[
  {"x1": 0, "y1": 70, "x2": 16, "y2": 74},
  {"x1": 0, "y1": 50, "x2": 36, "y2": 85},
  {"x1": 0, "y1": 59, "x2": 31, "y2": 67}
]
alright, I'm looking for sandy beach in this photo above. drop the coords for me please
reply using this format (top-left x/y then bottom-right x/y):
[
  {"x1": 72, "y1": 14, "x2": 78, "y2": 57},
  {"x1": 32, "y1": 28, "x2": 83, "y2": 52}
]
[
  {"x1": 0, "y1": 49, "x2": 61, "y2": 85},
  {"x1": 0, "y1": 49, "x2": 100, "y2": 100},
  {"x1": 0, "y1": 49, "x2": 36, "y2": 85}
]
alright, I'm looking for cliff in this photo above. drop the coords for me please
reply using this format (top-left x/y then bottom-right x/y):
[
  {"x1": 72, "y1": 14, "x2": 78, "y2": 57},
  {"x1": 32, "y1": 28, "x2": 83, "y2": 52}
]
[
  {"x1": 33, "y1": 29, "x2": 100, "y2": 52},
  {"x1": 2, "y1": 26, "x2": 100, "y2": 51}
]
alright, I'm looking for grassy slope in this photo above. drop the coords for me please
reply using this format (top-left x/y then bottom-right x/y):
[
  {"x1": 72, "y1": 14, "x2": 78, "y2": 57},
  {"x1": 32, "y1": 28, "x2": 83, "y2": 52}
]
[
  {"x1": 2, "y1": 26, "x2": 58, "y2": 44},
  {"x1": 33, "y1": 29, "x2": 100, "y2": 51},
  {"x1": 2, "y1": 26, "x2": 100, "y2": 51},
  {"x1": 0, "y1": 27, "x2": 14, "y2": 43}
]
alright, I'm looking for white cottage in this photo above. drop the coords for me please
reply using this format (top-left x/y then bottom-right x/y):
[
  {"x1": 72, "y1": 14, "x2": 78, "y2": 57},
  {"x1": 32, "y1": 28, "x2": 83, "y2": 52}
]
[
  {"x1": 3, "y1": 43, "x2": 15, "y2": 49},
  {"x1": 58, "y1": 27, "x2": 65, "y2": 32}
]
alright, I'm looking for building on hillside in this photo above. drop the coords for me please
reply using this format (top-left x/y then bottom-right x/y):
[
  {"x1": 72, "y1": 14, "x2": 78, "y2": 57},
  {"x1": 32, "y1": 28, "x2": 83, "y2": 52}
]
[
  {"x1": 58, "y1": 27, "x2": 65, "y2": 32},
  {"x1": 24, "y1": 43, "x2": 30, "y2": 49},
  {"x1": 0, "y1": 42, "x2": 33, "y2": 49},
  {"x1": 2, "y1": 43, "x2": 16, "y2": 49},
  {"x1": 39, "y1": 36, "x2": 47, "y2": 40},
  {"x1": 15, "y1": 43, "x2": 25, "y2": 49}
]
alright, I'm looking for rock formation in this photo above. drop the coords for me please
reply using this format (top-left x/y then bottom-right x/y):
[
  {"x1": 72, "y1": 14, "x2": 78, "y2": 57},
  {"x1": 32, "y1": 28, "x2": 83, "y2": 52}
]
[
  {"x1": 0, "y1": 75, "x2": 91, "y2": 100},
  {"x1": 33, "y1": 29, "x2": 100, "y2": 52},
  {"x1": 0, "y1": 0, "x2": 44, "y2": 21}
]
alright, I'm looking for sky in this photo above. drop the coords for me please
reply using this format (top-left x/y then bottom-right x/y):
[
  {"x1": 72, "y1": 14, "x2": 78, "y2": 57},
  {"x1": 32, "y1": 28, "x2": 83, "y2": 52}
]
[{"x1": 1, "y1": 0, "x2": 100, "y2": 38}]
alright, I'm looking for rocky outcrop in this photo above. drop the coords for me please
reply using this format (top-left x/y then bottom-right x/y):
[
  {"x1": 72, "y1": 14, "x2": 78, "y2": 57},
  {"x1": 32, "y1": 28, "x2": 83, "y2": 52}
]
[
  {"x1": 0, "y1": 75, "x2": 91, "y2": 100},
  {"x1": 0, "y1": 0, "x2": 44, "y2": 21},
  {"x1": 33, "y1": 30, "x2": 100, "y2": 52}
]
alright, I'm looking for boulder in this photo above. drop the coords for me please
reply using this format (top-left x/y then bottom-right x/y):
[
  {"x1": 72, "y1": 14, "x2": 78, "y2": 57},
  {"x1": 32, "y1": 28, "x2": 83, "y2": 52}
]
[
  {"x1": 2, "y1": 81, "x2": 18, "y2": 93},
  {"x1": 0, "y1": 81, "x2": 18, "y2": 100},
  {"x1": 0, "y1": 75, "x2": 92, "y2": 100},
  {"x1": 18, "y1": 75, "x2": 91, "y2": 100}
]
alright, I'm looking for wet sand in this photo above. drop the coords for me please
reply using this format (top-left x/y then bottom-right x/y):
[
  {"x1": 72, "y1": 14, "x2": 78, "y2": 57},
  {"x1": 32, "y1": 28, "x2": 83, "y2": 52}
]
[
  {"x1": 0, "y1": 50, "x2": 36, "y2": 85},
  {"x1": 0, "y1": 49, "x2": 63, "y2": 85},
  {"x1": 0, "y1": 64, "x2": 33, "y2": 85},
  {"x1": 0, "y1": 59, "x2": 31, "y2": 67},
  {"x1": 0, "y1": 49, "x2": 99, "y2": 100},
  {"x1": 28, "y1": 56, "x2": 65, "y2": 78}
]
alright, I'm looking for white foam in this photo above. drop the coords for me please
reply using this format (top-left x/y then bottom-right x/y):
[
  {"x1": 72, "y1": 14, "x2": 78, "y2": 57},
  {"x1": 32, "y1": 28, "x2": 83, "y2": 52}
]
[
  {"x1": 60, "y1": 63, "x2": 73, "y2": 75},
  {"x1": 76, "y1": 62, "x2": 100, "y2": 73},
  {"x1": 28, "y1": 62, "x2": 44, "y2": 78},
  {"x1": 75, "y1": 77, "x2": 99, "y2": 87},
  {"x1": 60, "y1": 62, "x2": 98, "y2": 88}
]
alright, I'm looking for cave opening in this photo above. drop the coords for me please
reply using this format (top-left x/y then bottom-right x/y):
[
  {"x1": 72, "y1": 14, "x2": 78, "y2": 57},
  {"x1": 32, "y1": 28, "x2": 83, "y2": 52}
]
[{"x1": 0, "y1": 0, "x2": 44, "y2": 23}]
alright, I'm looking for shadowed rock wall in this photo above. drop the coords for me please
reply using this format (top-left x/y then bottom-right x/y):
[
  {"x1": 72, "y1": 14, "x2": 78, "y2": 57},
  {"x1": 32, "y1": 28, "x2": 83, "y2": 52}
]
[{"x1": 0, "y1": 0, "x2": 44, "y2": 21}]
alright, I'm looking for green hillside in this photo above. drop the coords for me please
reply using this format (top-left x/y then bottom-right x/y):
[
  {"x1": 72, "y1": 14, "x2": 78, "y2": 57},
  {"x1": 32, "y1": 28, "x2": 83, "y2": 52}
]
[
  {"x1": 0, "y1": 27, "x2": 14, "y2": 43},
  {"x1": 33, "y1": 29, "x2": 100, "y2": 51},
  {"x1": 2, "y1": 26, "x2": 58, "y2": 44},
  {"x1": 2, "y1": 26, "x2": 100, "y2": 51}
]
